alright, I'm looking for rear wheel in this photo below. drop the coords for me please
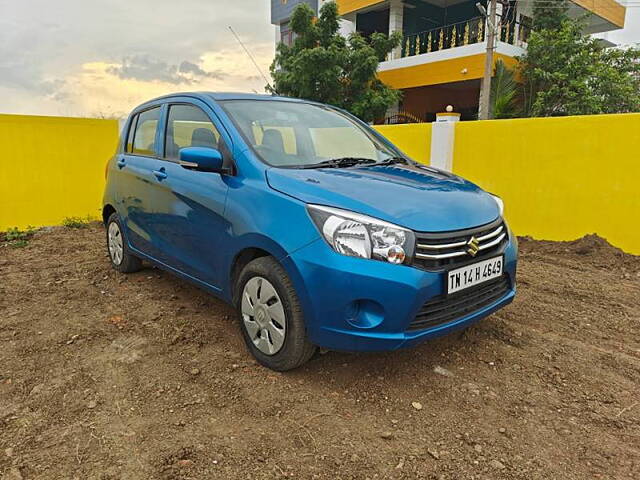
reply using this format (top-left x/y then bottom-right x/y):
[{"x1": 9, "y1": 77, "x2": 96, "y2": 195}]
[
  {"x1": 236, "y1": 257, "x2": 316, "y2": 371},
  {"x1": 106, "y1": 213, "x2": 142, "y2": 273}
]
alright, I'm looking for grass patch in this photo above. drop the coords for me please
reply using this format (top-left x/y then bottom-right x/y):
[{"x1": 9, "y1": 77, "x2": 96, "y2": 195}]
[
  {"x1": 2, "y1": 226, "x2": 36, "y2": 248},
  {"x1": 62, "y1": 215, "x2": 95, "y2": 229}
]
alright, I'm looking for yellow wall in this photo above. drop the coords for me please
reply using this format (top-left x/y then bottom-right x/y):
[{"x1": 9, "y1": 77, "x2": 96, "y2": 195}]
[
  {"x1": 0, "y1": 114, "x2": 119, "y2": 231},
  {"x1": 452, "y1": 114, "x2": 640, "y2": 255},
  {"x1": 373, "y1": 123, "x2": 431, "y2": 165},
  {"x1": 3, "y1": 112, "x2": 639, "y2": 256},
  {"x1": 378, "y1": 53, "x2": 518, "y2": 89},
  {"x1": 337, "y1": 0, "x2": 384, "y2": 15}
]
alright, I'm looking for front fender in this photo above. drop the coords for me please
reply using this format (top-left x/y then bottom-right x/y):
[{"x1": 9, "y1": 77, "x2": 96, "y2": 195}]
[{"x1": 220, "y1": 170, "x2": 320, "y2": 299}]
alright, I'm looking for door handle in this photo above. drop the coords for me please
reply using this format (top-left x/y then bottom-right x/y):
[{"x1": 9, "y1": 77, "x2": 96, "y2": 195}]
[
  {"x1": 152, "y1": 168, "x2": 167, "y2": 181},
  {"x1": 117, "y1": 158, "x2": 126, "y2": 169}
]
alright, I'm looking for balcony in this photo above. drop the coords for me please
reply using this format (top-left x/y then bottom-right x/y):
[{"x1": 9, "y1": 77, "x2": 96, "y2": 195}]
[
  {"x1": 400, "y1": 15, "x2": 530, "y2": 58},
  {"x1": 337, "y1": 0, "x2": 626, "y2": 32},
  {"x1": 377, "y1": 12, "x2": 527, "y2": 91}
]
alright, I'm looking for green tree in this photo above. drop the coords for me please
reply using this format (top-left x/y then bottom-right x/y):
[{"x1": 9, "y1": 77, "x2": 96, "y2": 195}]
[
  {"x1": 519, "y1": 19, "x2": 640, "y2": 116},
  {"x1": 490, "y1": 59, "x2": 520, "y2": 119},
  {"x1": 269, "y1": 1, "x2": 402, "y2": 123},
  {"x1": 532, "y1": 0, "x2": 569, "y2": 31}
]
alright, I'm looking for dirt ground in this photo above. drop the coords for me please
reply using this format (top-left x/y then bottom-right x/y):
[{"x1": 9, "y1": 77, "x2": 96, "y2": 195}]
[{"x1": 1, "y1": 224, "x2": 639, "y2": 480}]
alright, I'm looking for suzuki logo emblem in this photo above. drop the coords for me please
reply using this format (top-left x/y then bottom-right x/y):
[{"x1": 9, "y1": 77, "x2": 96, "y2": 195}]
[{"x1": 466, "y1": 236, "x2": 480, "y2": 257}]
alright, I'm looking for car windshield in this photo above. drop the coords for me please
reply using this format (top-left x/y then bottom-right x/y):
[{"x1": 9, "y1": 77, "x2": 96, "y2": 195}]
[{"x1": 220, "y1": 99, "x2": 401, "y2": 168}]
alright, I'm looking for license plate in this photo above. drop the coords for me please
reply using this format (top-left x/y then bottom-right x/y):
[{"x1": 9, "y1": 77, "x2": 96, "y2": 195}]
[{"x1": 447, "y1": 256, "x2": 503, "y2": 294}]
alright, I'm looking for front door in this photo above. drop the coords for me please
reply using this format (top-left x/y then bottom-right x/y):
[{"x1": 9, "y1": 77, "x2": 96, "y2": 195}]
[{"x1": 149, "y1": 101, "x2": 231, "y2": 289}]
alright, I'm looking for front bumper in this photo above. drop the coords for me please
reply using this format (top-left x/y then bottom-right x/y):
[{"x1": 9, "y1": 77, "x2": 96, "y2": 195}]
[{"x1": 284, "y1": 234, "x2": 517, "y2": 352}]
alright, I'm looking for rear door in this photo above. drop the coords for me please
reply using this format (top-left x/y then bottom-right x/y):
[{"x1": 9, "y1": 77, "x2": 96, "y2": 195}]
[
  {"x1": 118, "y1": 105, "x2": 164, "y2": 257},
  {"x1": 149, "y1": 100, "x2": 232, "y2": 289}
]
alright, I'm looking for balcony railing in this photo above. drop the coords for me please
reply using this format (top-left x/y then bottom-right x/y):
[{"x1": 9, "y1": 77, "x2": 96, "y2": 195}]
[{"x1": 400, "y1": 16, "x2": 532, "y2": 58}]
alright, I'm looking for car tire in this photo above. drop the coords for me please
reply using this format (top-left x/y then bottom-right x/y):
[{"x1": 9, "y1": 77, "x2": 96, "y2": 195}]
[
  {"x1": 235, "y1": 256, "x2": 316, "y2": 371},
  {"x1": 106, "y1": 213, "x2": 142, "y2": 274}
]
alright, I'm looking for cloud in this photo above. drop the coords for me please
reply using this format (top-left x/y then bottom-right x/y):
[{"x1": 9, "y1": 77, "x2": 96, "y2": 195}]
[
  {"x1": 106, "y1": 55, "x2": 224, "y2": 84},
  {"x1": 39, "y1": 49, "x2": 274, "y2": 118},
  {"x1": 179, "y1": 60, "x2": 225, "y2": 80},
  {"x1": 0, "y1": 0, "x2": 276, "y2": 116}
]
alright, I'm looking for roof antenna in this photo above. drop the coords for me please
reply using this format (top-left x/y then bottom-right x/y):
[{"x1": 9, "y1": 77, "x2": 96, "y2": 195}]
[{"x1": 228, "y1": 26, "x2": 274, "y2": 93}]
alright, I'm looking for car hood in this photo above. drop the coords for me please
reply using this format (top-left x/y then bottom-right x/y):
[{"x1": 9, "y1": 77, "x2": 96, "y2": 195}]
[{"x1": 266, "y1": 164, "x2": 500, "y2": 232}]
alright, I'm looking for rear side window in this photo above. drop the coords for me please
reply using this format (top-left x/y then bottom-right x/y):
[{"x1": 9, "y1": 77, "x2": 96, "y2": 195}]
[
  {"x1": 165, "y1": 104, "x2": 221, "y2": 160},
  {"x1": 132, "y1": 107, "x2": 161, "y2": 156}
]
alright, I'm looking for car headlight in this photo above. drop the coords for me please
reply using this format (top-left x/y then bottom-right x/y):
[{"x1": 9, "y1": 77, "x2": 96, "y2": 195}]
[
  {"x1": 307, "y1": 205, "x2": 415, "y2": 264},
  {"x1": 490, "y1": 194, "x2": 504, "y2": 217}
]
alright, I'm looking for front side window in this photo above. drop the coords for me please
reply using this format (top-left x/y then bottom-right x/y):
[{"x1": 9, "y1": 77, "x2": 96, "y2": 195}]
[
  {"x1": 165, "y1": 104, "x2": 221, "y2": 160},
  {"x1": 132, "y1": 107, "x2": 161, "y2": 156},
  {"x1": 220, "y1": 100, "x2": 399, "y2": 168}
]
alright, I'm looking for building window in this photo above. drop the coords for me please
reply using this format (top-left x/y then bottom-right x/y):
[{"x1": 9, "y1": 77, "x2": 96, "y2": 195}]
[{"x1": 280, "y1": 22, "x2": 294, "y2": 46}]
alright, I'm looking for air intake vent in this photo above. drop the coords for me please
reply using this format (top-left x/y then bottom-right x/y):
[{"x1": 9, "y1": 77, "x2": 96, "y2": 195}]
[{"x1": 408, "y1": 275, "x2": 511, "y2": 331}]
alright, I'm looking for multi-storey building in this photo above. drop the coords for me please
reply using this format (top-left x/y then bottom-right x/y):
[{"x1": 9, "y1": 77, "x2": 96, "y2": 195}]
[{"x1": 270, "y1": 0, "x2": 627, "y2": 121}]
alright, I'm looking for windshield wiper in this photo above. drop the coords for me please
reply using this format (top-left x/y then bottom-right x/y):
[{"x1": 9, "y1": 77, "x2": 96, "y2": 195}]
[
  {"x1": 299, "y1": 157, "x2": 377, "y2": 169},
  {"x1": 368, "y1": 156, "x2": 411, "y2": 166}
]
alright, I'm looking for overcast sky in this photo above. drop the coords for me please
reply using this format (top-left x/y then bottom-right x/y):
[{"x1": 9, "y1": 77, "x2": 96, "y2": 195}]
[
  {"x1": 0, "y1": 0, "x2": 275, "y2": 118},
  {"x1": 0, "y1": 1, "x2": 638, "y2": 118}
]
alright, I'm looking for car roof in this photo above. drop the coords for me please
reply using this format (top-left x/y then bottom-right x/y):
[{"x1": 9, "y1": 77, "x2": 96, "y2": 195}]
[
  {"x1": 207, "y1": 92, "x2": 304, "y2": 102},
  {"x1": 134, "y1": 91, "x2": 310, "y2": 110}
]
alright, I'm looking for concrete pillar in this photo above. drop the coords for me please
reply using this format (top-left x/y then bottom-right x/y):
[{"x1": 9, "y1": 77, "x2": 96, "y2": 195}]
[
  {"x1": 430, "y1": 122, "x2": 456, "y2": 172},
  {"x1": 340, "y1": 13, "x2": 357, "y2": 38},
  {"x1": 388, "y1": 0, "x2": 404, "y2": 60}
]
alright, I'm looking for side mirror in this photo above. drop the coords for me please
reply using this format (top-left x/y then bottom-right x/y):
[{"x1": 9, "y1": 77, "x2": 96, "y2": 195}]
[{"x1": 179, "y1": 146, "x2": 224, "y2": 172}]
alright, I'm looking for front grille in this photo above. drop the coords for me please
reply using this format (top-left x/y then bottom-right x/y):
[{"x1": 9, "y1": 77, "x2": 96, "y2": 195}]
[
  {"x1": 407, "y1": 275, "x2": 511, "y2": 331},
  {"x1": 413, "y1": 218, "x2": 508, "y2": 271}
]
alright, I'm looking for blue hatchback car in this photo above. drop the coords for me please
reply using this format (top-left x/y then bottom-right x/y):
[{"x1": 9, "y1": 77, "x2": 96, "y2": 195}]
[{"x1": 103, "y1": 92, "x2": 517, "y2": 370}]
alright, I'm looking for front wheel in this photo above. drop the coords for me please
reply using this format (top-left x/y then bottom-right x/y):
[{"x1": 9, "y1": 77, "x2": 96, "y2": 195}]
[
  {"x1": 235, "y1": 257, "x2": 316, "y2": 371},
  {"x1": 106, "y1": 213, "x2": 142, "y2": 273}
]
